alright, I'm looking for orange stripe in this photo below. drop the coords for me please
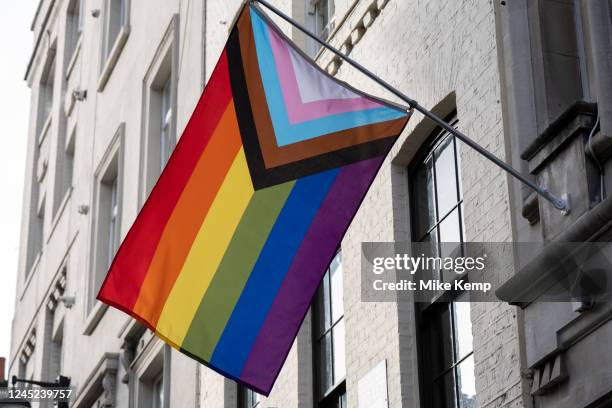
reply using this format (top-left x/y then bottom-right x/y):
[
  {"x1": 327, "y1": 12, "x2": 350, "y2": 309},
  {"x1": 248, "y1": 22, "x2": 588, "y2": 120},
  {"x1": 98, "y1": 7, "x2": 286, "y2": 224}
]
[{"x1": 132, "y1": 101, "x2": 242, "y2": 326}]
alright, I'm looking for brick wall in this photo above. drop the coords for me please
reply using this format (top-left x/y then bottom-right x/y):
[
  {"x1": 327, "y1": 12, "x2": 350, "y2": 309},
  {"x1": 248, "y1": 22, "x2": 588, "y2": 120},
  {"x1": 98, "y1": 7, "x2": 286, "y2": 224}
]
[{"x1": 320, "y1": 0, "x2": 528, "y2": 407}]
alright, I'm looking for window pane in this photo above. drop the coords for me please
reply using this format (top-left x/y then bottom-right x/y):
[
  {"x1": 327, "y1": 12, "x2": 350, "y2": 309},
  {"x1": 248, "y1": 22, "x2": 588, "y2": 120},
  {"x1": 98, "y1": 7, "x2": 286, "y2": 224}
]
[
  {"x1": 108, "y1": 179, "x2": 119, "y2": 268},
  {"x1": 430, "y1": 304, "x2": 454, "y2": 376},
  {"x1": 457, "y1": 355, "x2": 476, "y2": 408},
  {"x1": 332, "y1": 319, "x2": 346, "y2": 384},
  {"x1": 439, "y1": 208, "x2": 461, "y2": 255},
  {"x1": 242, "y1": 388, "x2": 261, "y2": 408},
  {"x1": 120, "y1": 0, "x2": 127, "y2": 26},
  {"x1": 412, "y1": 157, "x2": 436, "y2": 239},
  {"x1": 433, "y1": 370, "x2": 457, "y2": 408},
  {"x1": 453, "y1": 300, "x2": 473, "y2": 361},
  {"x1": 315, "y1": 273, "x2": 331, "y2": 336},
  {"x1": 316, "y1": 0, "x2": 330, "y2": 39},
  {"x1": 318, "y1": 332, "x2": 333, "y2": 397},
  {"x1": 455, "y1": 139, "x2": 463, "y2": 200},
  {"x1": 253, "y1": 391, "x2": 261, "y2": 407},
  {"x1": 339, "y1": 392, "x2": 347, "y2": 408},
  {"x1": 78, "y1": 0, "x2": 86, "y2": 32},
  {"x1": 153, "y1": 375, "x2": 163, "y2": 408},
  {"x1": 439, "y1": 208, "x2": 462, "y2": 283},
  {"x1": 161, "y1": 77, "x2": 172, "y2": 169},
  {"x1": 330, "y1": 253, "x2": 343, "y2": 324},
  {"x1": 459, "y1": 203, "x2": 466, "y2": 242},
  {"x1": 434, "y1": 136, "x2": 459, "y2": 218},
  {"x1": 420, "y1": 231, "x2": 440, "y2": 282}
]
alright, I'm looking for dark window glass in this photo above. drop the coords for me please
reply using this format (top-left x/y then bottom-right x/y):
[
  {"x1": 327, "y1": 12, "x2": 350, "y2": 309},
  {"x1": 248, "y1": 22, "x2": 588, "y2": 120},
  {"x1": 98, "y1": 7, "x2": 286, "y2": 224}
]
[
  {"x1": 306, "y1": 0, "x2": 335, "y2": 56},
  {"x1": 313, "y1": 252, "x2": 346, "y2": 408},
  {"x1": 409, "y1": 117, "x2": 476, "y2": 408},
  {"x1": 410, "y1": 118, "x2": 463, "y2": 247},
  {"x1": 238, "y1": 386, "x2": 261, "y2": 408}
]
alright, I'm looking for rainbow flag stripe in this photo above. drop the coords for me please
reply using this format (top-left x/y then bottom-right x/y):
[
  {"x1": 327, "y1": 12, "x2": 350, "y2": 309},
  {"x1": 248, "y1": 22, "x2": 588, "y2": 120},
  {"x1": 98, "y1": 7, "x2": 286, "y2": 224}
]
[{"x1": 98, "y1": 3, "x2": 409, "y2": 395}]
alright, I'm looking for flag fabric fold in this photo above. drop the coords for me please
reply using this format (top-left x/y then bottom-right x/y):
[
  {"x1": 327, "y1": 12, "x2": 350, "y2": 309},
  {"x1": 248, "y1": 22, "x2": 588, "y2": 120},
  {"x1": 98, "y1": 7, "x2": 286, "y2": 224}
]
[{"x1": 98, "y1": 2, "x2": 409, "y2": 395}]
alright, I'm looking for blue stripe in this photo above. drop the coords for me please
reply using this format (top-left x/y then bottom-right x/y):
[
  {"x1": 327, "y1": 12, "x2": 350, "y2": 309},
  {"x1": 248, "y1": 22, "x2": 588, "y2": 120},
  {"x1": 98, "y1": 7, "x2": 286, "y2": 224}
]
[
  {"x1": 209, "y1": 167, "x2": 340, "y2": 376},
  {"x1": 249, "y1": 8, "x2": 406, "y2": 147}
]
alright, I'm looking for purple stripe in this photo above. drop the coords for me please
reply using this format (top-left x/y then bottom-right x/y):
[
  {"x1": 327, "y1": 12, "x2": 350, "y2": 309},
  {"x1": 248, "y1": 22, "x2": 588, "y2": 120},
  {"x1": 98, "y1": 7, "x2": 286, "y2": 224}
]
[
  {"x1": 239, "y1": 157, "x2": 383, "y2": 393},
  {"x1": 266, "y1": 24, "x2": 382, "y2": 125}
]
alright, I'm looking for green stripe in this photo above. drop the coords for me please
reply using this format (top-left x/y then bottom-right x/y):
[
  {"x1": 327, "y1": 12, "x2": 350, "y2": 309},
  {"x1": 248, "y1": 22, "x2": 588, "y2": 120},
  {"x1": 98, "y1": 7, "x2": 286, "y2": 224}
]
[{"x1": 180, "y1": 180, "x2": 295, "y2": 359}]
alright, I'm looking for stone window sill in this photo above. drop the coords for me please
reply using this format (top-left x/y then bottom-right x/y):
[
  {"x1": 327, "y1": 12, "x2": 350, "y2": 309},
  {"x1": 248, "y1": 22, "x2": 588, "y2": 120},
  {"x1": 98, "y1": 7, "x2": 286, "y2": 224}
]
[
  {"x1": 83, "y1": 300, "x2": 109, "y2": 335},
  {"x1": 97, "y1": 26, "x2": 130, "y2": 92}
]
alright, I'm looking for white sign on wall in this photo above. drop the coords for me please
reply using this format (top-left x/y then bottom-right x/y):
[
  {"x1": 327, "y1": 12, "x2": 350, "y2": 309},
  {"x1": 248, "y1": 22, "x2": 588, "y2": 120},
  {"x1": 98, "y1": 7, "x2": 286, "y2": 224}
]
[{"x1": 358, "y1": 359, "x2": 389, "y2": 408}]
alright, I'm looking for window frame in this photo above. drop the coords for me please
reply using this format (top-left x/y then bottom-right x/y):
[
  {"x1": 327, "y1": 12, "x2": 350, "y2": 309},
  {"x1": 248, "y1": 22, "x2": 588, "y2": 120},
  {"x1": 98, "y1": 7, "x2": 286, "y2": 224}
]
[
  {"x1": 417, "y1": 300, "x2": 475, "y2": 408},
  {"x1": 152, "y1": 373, "x2": 164, "y2": 408},
  {"x1": 306, "y1": 0, "x2": 335, "y2": 57},
  {"x1": 65, "y1": 0, "x2": 85, "y2": 64},
  {"x1": 140, "y1": 14, "x2": 179, "y2": 205},
  {"x1": 238, "y1": 385, "x2": 261, "y2": 408},
  {"x1": 84, "y1": 123, "x2": 125, "y2": 334},
  {"x1": 160, "y1": 76, "x2": 173, "y2": 170},
  {"x1": 98, "y1": 0, "x2": 131, "y2": 91},
  {"x1": 408, "y1": 116, "x2": 463, "y2": 245},
  {"x1": 312, "y1": 251, "x2": 347, "y2": 408},
  {"x1": 107, "y1": 176, "x2": 120, "y2": 269},
  {"x1": 51, "y1": 123, "x2": 76, "y2": 221},
  {"x1": 132, "y1": 339, "x2": 170, "y2": 408},
  {"x1": 38, "y1": 51, "x2": 57, "y2": 139},
  {"x1": 409, "y1": 114, "x2": 476, "y2": 408}
]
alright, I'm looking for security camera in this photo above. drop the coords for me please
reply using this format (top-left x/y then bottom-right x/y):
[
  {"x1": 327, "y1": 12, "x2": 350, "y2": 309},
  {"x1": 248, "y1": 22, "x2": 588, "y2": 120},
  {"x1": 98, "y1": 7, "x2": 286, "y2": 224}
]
[
  {"x1": 59, "y1": 295, "x2": 76, "y2": 309},
  {"x1": 73, "y1": 89, "x2": 87, "y2": 101}
]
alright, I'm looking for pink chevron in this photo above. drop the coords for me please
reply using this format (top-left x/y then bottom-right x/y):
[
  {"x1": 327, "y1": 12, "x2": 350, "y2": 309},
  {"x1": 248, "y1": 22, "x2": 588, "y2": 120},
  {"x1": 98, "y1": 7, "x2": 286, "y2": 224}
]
[{"x1": 267, "y1": 25, "x2": 383, "y2": 125}]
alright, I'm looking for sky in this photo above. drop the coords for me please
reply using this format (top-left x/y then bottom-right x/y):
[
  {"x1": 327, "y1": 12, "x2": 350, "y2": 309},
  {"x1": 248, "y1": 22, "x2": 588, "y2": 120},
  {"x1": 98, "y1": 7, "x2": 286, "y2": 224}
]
[{"x1": 0, "y1": 1, "x2": 37, "y2": 362}]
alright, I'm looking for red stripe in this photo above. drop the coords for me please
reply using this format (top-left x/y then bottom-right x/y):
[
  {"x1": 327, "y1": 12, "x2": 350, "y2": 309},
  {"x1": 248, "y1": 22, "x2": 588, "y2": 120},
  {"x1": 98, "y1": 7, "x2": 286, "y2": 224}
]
[{"x1": 97, "y1": 51, "x2": 232, "y2": 310}]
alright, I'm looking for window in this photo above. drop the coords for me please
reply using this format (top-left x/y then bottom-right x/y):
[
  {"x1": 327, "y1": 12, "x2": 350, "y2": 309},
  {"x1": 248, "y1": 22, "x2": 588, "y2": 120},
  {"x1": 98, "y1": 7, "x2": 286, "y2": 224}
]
[
  {"x1": 418, "y1": 299, "x2": 475, "y2": 408},
  {"x1": 410, "y1": 118, "x2": 476, "y2": 408},
  {"x1": 42, "y1": 306, "x2": 64, "y2": 383},
  {"x1": 38, "y1": 55, "x2": 56, "y2": 132},
  {"x1": 78, "y1": 0, "x2": 86, "y2": 32},
  {"x1": 133, "y1": 342, "x2": 168, "y2": 408},
  {"x1": 238, "y1": 386, "x2": 261, "y2": 408},
  {"x1": 98, "y1": 0, "x2": 130, "y2": 90},
  {"x1": 53, "y1": 127, "x2": 75, "y2": 216},
  {"x1": 141, "y1": 18, "x2": 177, "y2": 200},
  {"x1": 89, "y1": 127, "x2": 123, "y2": 313},
  {"x1": 160, "y1": 77, "x2": 173, "y2": 169},
  {"x1": 102, "y1": 0, "x2": 127, "y2": 63},
  {"x1": 152, "y1": 374, "x2": 164, "y2": 408},
  {"x1": 24, "y1": 56, "x2": 55, "y2": 275},
  {"x1": 70, "y1": 354, "x2": 119, "y2": 407},
  {"x1": 25, "y1": 196, "x2": 44, "y2": 277},
  {"x1": 107, "y1": 177, "x2": 120, "y2": 269},
  {"x1": 313, "y1": 252, "x2": 346, "y2": 408},
  {"x1": 410, "y1": 118, "x2": 464, "y2": 282},
  {"x1": 306, "y1": 0, "x2": 335, "y2": 56},
  {"x1": 66, "y1": 0, "x2": 85, "y2": 60}
]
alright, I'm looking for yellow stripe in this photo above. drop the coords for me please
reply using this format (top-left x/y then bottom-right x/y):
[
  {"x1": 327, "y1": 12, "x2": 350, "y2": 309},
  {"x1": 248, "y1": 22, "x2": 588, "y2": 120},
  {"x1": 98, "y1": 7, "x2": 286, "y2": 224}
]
[{"x1": 155, "y1": 148, "x2": 253, "y2": 345}]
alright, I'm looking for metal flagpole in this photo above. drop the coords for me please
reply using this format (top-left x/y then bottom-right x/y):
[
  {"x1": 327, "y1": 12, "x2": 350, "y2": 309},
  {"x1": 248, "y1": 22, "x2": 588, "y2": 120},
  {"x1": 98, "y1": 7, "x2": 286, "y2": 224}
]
[{"x1": 252, "y1": 0, "x2": 571, "y2": 214}]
